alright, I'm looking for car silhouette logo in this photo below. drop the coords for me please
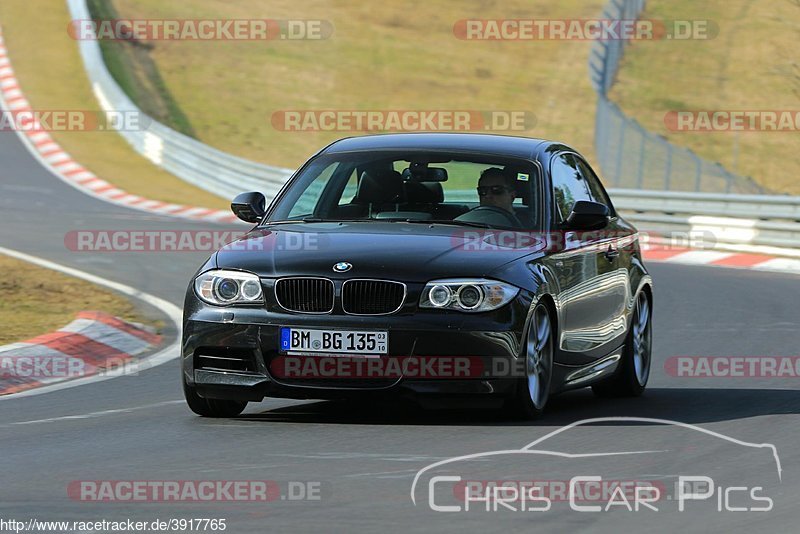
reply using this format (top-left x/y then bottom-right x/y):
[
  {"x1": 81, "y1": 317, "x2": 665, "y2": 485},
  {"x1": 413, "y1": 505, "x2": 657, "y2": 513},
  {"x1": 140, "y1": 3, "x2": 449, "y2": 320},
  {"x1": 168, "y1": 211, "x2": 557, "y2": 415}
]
[{"x1": 333, "y1": 262, "x2": 352, "y2": 272}]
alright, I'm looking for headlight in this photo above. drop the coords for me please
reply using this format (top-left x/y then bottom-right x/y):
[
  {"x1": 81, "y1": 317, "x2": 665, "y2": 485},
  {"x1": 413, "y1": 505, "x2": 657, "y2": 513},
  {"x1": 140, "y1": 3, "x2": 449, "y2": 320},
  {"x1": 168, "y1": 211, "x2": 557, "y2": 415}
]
[
  {"x1": 420, "y1": 279, "x2": 518, "y2": 312},
  {"x1": 194, "y1": 270, "x2": 264, "y2": 306}
]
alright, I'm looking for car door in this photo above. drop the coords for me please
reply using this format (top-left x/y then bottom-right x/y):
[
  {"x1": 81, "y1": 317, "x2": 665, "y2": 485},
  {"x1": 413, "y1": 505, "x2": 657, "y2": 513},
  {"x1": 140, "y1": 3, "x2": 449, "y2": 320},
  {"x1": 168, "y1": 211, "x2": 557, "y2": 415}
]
[
  {"x1": 572, "y1": 153, "x2": 631, "y2": 345},
  {"x1": 546, "y1": 152, "x2": 628, "y2": 360}
]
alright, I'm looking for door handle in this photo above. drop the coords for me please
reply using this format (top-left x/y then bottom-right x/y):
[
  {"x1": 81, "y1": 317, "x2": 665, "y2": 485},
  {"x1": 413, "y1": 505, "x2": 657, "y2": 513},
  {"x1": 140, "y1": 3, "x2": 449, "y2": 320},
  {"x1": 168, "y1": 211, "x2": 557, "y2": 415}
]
[{"x1": 604, "y1": 246, "x2": 619, "y2": 261}]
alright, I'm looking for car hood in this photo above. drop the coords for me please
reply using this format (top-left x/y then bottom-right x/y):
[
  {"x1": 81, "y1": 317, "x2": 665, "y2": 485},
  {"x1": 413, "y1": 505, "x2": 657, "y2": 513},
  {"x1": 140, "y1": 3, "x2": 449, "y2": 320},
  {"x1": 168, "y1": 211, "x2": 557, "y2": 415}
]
[{"x1": 214, "y1": 222, "x2": 547, "y2": 282}]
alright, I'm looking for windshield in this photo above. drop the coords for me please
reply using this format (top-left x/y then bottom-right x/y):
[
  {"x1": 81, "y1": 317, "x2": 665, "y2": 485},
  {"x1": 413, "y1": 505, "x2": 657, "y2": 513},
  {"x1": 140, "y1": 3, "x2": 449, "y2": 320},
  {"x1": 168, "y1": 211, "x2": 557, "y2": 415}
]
[{"x1": 265, "y1": 151, "x2": 543, "y2": 230}]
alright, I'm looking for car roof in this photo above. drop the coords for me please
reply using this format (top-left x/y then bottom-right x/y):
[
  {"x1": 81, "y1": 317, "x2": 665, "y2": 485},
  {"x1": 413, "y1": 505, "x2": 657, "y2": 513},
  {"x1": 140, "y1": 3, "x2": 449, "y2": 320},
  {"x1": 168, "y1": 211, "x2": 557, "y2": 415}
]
[{"x1": 319, "y1": 133, "x2": 567, "y2": 160}]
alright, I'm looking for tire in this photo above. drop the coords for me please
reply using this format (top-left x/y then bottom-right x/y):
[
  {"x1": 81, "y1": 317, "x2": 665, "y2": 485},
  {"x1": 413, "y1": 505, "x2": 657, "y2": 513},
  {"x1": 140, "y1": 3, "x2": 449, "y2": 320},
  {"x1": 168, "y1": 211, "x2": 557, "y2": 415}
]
[
  {"x1": 506, "y1": 303, "x2": 554, "y2": 419},
  {"x1": 183, "y1": 380, "x2": 247, "y2": 417},
  {"x1": 592, "y1": 291, "x2": 652, "y2": 398}
]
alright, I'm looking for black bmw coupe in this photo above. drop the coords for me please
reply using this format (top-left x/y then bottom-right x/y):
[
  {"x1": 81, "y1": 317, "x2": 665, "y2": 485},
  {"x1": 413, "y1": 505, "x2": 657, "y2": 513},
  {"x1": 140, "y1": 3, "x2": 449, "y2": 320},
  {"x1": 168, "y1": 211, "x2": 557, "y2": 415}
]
[{"x1": 182, "y1": 133, "x2": 653, "y2": 419}]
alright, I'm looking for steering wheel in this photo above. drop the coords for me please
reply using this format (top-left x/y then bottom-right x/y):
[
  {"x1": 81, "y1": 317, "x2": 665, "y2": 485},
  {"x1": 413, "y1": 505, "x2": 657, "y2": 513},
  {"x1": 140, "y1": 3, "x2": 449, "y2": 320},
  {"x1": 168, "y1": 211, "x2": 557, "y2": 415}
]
[{"x1": 455, "y1": 205, "x2": 522, "y2": 228}]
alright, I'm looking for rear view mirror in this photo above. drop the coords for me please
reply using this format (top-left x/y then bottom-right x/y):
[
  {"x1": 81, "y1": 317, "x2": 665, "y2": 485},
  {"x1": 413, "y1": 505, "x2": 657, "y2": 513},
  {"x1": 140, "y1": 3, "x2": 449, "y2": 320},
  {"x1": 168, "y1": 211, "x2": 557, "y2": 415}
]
[
  {"x1": 231, "y1": 192, "x2": 266, "y2": 223},
  {"x1": 405, "y1": 162, "x2": 449, "y2": 182},
  {"x1": 566, "y1": 200, "x2": 610, "y2": 230},
  {"x1": 423, "y1": 167, "x2": 448, "y2": 182}
]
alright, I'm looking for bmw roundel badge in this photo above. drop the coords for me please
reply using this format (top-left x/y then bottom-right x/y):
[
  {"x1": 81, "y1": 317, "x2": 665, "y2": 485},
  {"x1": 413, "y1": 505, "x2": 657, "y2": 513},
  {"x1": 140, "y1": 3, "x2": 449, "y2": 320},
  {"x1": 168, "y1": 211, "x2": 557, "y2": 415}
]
[{"x1": 333, "y1": 262, "x2": 352, "y2": 273}]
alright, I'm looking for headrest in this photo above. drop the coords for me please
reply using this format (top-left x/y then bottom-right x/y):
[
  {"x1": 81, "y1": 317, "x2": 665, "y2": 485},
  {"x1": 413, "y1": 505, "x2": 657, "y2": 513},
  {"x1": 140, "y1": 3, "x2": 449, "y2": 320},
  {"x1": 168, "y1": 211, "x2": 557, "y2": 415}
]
[
  {"x1": 355, "y1": 169, "x2": 405, "y2": 204},
  {"x1": 503, "y1": 166, "x2": 532, "y2": 206},
  {"x1": 404, "y1": 181, "x2": 444, "y2": 204}
]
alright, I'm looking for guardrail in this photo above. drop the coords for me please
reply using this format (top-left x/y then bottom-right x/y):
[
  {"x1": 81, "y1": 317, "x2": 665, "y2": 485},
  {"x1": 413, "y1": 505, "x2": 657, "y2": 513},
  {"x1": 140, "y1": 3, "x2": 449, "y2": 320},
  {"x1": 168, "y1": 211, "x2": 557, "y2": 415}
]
[
  {"x1": 66, "y1": 0, "x2": 293, "y2": 201},
  {"x1": 611, "y1": 190, "x2": 800, "y2": 250}
]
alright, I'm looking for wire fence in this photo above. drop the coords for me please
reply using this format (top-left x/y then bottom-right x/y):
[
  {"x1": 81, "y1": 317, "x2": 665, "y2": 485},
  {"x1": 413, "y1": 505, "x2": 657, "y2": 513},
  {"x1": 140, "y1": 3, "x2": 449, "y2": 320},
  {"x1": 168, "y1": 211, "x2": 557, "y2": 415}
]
[{"x1": 589, "y1": 0, "x2": 767, "y2": 194}]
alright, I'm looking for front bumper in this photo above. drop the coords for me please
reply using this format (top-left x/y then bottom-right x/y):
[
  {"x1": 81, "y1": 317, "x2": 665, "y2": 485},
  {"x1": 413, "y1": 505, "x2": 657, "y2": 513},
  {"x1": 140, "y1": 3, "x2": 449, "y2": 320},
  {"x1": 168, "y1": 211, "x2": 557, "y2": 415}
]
[{"x1": 182, "y1": 292, "x2": 534, "y2": 402}]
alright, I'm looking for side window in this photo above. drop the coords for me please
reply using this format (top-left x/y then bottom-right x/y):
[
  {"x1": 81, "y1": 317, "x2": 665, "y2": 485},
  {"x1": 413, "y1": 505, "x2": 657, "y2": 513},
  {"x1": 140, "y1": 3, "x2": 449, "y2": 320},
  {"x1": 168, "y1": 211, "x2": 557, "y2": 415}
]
[
  {"x1": 573, "y1": 156, "x2": 612, "y2": 209},
  {"x1": 550, "y1": 154, "x2": 592, "y2": 222}
]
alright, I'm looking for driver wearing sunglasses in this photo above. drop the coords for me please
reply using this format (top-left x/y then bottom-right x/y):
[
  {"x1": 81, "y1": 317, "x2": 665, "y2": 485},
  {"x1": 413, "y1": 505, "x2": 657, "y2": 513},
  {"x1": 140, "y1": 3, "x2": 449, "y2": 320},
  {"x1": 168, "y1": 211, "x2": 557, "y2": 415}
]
[{"x1": 477, "y1": 167, "x2": 517, "y2": 213}]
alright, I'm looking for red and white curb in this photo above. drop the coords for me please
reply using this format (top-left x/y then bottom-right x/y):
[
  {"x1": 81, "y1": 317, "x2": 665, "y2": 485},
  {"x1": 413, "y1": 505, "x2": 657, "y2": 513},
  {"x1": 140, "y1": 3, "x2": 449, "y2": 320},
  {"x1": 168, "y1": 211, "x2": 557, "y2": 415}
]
[
  {"x1": 0, "y1": 31, "x2": 239, "y2": 225},
  {"x1": 0, "y1": 311, "x2": 161, "y2": 395},
  {"x1": 641, "y1": 242, "x2": 800, "y2": 274},
  {"x1": 0, "y1": 246, "x2": 182, "y2": 400}
]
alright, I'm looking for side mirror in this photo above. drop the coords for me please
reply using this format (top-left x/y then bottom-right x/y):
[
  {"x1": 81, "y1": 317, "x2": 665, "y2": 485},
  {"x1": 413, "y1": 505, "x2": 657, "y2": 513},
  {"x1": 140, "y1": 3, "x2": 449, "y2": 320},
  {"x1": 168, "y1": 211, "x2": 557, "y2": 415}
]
[
  {"x1": 566, "y1": 200, "x2": 610, "y2": 230},
  {"x1": 231, "y1": 192, "x2": 266, "y2": 223}
]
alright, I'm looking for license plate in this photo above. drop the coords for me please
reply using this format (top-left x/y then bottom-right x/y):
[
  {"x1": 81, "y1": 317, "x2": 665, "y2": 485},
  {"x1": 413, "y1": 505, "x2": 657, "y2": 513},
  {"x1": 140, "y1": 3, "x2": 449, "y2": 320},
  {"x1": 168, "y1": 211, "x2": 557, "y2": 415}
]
[{"x1": 280, "y1": 327, "x2": 388, "y2": 354}]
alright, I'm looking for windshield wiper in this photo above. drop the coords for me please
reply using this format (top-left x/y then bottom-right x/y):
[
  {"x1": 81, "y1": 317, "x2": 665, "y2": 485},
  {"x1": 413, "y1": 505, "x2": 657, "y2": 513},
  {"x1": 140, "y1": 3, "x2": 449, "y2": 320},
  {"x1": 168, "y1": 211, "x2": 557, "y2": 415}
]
[
  {"x1": 264, "y1": 218, "x2": 493, "y2": 229},
  {"x1": 399, "y1": 219, "x2": 493, "y2": 229},
  {"x1": 262, "y1": 217, "x2": 331, "y2": 225}
]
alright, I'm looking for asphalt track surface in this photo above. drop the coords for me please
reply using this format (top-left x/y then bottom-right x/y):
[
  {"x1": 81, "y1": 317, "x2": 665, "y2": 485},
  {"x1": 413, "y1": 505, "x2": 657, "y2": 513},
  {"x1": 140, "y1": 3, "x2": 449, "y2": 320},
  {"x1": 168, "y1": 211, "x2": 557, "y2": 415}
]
[{"x1": 1, "y1": 127, "x2": 799, "y2": 533}]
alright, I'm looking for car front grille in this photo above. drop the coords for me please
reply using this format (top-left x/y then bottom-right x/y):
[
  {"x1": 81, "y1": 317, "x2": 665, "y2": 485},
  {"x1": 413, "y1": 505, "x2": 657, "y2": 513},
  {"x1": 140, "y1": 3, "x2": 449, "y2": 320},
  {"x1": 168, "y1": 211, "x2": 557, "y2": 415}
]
[
  {"x1": 275, "y1": 277, "x2": 335, "y2": 313},
  {"x1": 342, "y1": 279, "x2": 406, "y2": 315}
]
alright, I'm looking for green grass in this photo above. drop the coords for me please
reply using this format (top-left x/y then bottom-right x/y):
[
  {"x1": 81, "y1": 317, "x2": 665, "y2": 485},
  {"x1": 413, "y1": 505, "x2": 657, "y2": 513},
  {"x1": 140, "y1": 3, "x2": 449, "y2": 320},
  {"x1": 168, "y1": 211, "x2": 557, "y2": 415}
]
[
  {"x1": 93, "y1": 0, "x2": 607, "y2": 170},
  {"x1": 0, "y1": 255, "x2": 160, "y2": 344},
  {"x1": 610, "y1": 0, "x2": 800, "y2": 194}
]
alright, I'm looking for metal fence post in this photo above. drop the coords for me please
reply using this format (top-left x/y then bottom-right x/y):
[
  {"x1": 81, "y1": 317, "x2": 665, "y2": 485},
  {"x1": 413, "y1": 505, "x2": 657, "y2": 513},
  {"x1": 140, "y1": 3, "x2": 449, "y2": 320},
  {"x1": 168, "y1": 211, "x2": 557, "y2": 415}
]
[
  {"x1": 663, "y1": 141, "x2": 673, "y2": 190},
  {"x1": 693, "y1": 152, "x2": 702, "y2": 191},
  {"x1": 636, "y1": 123, "x2": 646, "y2": 189},
  {"x1": 614, "y1": 111, "x2": 626, "y2": 187}
]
